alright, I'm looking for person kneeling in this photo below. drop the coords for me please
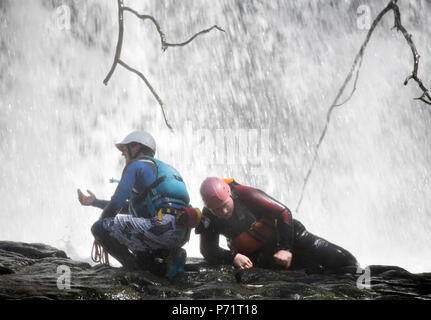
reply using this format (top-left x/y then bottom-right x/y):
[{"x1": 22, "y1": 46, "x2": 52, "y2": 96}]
[
  {"x1": 196, "y1": 177, "x2": 359, "y2": 274},
  {"x1": 78, "y1": 131, "x2": 201, "y2": 279}
]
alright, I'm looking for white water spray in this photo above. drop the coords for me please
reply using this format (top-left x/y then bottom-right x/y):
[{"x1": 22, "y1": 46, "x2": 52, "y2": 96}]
[{"x1": 1, "y1": 0, "x2": 430, "y2": 272}]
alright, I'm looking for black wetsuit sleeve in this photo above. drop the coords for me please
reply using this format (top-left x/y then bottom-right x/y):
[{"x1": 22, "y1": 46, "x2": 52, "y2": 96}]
[
  {"x1": 275, "y1": 206, "x2": 295, "y2": 252},
  {"x1": 235, "y1": 185, "x2": 295, "y2": 252},
  {"x1": 200, "y1": 231, "x2": 236, "y2": 265},
  {"x1": 196, "y1": 208, "x2": 236, "y2": 264}
]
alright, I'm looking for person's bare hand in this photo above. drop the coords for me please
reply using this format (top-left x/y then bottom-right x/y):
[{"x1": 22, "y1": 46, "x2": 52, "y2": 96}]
[
  {"x1": 233, "y1": 253, "x2": 253, "y2": 270},
  {"x1": 273, "y1": 250, "x2": 293, "y2": 269},
  {"x1": 77, "y1": 189, "x2": 96, "y2": 206}
]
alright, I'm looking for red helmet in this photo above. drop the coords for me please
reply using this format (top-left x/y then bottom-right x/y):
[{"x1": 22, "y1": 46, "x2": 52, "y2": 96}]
[{"x1": 200, "y1": 177, "x2": 231, "y2": 209}]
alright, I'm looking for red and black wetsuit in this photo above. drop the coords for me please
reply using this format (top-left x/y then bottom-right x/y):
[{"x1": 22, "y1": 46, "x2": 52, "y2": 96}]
[{"x1": 196, "y1": 180, "x2": 358, "y2": 273}]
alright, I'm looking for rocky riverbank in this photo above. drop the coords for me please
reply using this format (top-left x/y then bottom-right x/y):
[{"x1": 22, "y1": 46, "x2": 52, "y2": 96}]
[{"x1": 0, "y1": 241, "x2": 430, "y2": 300}]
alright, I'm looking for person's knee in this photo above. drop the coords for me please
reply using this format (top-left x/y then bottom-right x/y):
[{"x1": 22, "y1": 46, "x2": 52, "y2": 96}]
[
  {"x1": 91, "y1": 219, "x2": 107, "y2": 240},
  {"x1": 329, "y1": 246, "x2": 359, "y2": 270}
]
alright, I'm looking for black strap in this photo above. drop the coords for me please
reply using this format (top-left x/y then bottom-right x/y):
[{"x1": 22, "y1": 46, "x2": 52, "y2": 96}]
[
  {"x1": 133, "y1": 175, "x2": 167, "y2": 207},
  {"x1": 174, "y1": 175, "x2": 183, "y2": 182}
]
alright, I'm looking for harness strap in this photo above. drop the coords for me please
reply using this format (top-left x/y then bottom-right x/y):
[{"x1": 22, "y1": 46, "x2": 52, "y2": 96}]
[
  {"x1": 133, "y1": 175, "x2": 167, "y2": 207},
  {"x1": 155, "y1": 207, "x2": 202, "y2": 228},
  {"x1": 156, "y1": 207, "x2": 183, "y2": 220}
]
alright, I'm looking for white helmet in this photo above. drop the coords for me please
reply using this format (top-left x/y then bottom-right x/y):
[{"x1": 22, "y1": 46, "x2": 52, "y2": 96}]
[{"x1": 115, "y1": 131, "x2": 156, "y2": 154}]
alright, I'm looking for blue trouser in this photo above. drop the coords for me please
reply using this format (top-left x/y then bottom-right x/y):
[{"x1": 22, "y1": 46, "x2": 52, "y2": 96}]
[
  {"x1": 91, "y1": 219, "x2": 140, "y2": 270},
  {"x1": 91, "y1": 214, "x2": 190, "y2": 270}
]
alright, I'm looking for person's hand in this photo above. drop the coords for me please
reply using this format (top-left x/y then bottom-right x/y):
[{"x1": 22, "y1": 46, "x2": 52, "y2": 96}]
[
  {"x1": 233, "y1": 253, "x2": 253, "y2": 270},
  {"x1": 77, "y1": 189, "x2": 96, "y2": 206},
  {"x1": 273, "y1": 250, "x2": 293, "y2": 269}
]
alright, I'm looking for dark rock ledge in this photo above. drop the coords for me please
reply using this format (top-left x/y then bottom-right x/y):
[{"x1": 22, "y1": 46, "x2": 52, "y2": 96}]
[{"x1": 0, "y1": 241, "x2": 430, "y2": 300}]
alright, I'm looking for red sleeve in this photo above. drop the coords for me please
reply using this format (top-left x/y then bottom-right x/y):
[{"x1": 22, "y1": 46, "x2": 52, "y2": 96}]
[{"x1": 234, "y1": 184, "x2": 294, "y2": 251}]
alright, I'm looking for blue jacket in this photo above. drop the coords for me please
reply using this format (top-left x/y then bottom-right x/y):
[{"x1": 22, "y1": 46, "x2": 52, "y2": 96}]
[{"x1": 99, "y1": 157, "x2": 189, "y2": 219}]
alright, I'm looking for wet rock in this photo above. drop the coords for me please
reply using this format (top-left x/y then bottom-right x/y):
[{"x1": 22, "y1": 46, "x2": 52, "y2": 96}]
[
  {"x1": 0, "y1": 241, "x2": 67, "y2": 259},
  {"x1": 0, "y1": 265, "x2": 14, "y2": 275},
  {"x1": 0, "y1": 241, "x2": 430, "y2": 300}
]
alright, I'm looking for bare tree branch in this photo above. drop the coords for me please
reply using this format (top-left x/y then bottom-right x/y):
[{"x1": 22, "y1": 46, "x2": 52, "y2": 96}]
[
  {"x1": 333, "y1": 55, "x2": 364, "y2": 107},
  {"x1": 104, "y1": 0, "x2": 224, "y2": 131},
  {"x1": 295, "y1": 0, "x2": 431, "y2": 213},
  {"x1": 117, "y1": 59, "x2": 172, "y2": 130},
  {"x1": 391, "y1": 4, "x2": 431, "y2": 105},
  {"x1": 123, "y1": 6, "x2": 225, "y2": 51},
  {"x1": 103, "y1": 0, "x2": 124, "y2": 86}
]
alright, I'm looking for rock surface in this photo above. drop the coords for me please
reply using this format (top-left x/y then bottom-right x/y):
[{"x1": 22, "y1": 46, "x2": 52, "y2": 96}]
[{"x1": 0, "y1": 241, "x2": 430, "y2": 300}]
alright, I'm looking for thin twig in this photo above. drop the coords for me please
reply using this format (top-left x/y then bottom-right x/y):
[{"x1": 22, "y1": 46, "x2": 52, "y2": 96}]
[
  {"x1": 295, "y1": 0, "x2": 431, "y2": 213},
  {"x1": 122, "y1": 6, "x2": 168, "y2": 50},
  {"x1": 103, "y1": 0, "x2": 124, "y2": 86},
  {"x1": 123, "y1": 6, "x2": 225, "y2": 51},
  {"x1": 104, "y1": 1, "x2": 224, "y2": 131},
  {"x1": 164, "y1": 25, "x2": 225, "y2": 48},
  {"x1": 117, "y1": 59, "x2": 173, "y2": 130},
  {"x1": 333, "y1": 55, "x2": 364, "y2": 107},
  {"x1": 391, "y1": 3, "x2": 431, "y2": 105}
]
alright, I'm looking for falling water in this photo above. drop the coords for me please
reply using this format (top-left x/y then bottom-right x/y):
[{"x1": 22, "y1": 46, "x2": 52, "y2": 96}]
[{"x1": 1, "y1": 0, "x2": 430, "y2": 272}]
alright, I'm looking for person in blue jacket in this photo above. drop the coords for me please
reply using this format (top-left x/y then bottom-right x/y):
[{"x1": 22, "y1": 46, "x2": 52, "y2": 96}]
[{"x1": 77, "y1": 131, "x2": 201, "y2": 278}]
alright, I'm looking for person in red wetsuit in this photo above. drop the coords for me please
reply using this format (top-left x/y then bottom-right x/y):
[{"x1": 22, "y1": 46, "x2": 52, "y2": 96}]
[{"x1": 196, "y1": 177, "x2": 359, "y2": 274}]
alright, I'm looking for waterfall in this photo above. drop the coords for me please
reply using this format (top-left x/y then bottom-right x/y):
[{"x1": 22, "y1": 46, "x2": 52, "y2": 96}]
[{"x1": 1, "y1": 0, "x2": 430, "y2": 272}]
